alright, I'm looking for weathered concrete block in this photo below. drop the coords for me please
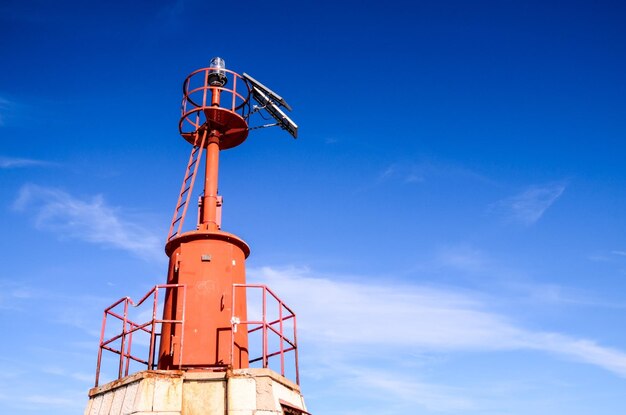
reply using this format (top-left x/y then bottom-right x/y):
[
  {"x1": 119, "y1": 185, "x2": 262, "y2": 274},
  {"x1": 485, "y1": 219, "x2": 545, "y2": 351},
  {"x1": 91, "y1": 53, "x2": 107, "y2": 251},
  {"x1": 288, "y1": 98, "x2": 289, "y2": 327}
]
[
  {"x1": 99, "y1": 388, "x2": 115, "y2": 414},
  {"x1": 88, "y1": 394, "x2": 103, "y2": 415},
  {"x1": 109, "y1": 385, "x2": 127, "y2": 415},
  {"x1": 255, "y1": 376, "x2": 275, "y2": 410},
  {"x1": 153, "y1": 376, "x2": 183, "y2": 411},
  {"x1": 121, "y1": 381, "x2": 140, "y2": 414},
  {"x1": 134, "y1": 377, "x2": 156, "y2": 411},
  {"x1": 227, "y1": 378, "x2": 256, "y2": 411},
  {"x1": 182, "y1": 380, "x2": 225, "y2": 415},
  {"x1": 84, "y1": 368, "x2": 306, "y2": 415}
]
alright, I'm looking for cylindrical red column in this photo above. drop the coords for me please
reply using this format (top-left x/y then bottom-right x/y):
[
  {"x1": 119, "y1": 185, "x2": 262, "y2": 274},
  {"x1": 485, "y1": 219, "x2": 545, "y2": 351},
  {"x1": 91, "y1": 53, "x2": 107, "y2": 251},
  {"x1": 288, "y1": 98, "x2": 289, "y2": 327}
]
[
  {"x1": 158, "y1": 231, "x2": 249, "y2": 370},
  {"x1": 200, "y1": 134, "x2": 220, "y2": 231}
]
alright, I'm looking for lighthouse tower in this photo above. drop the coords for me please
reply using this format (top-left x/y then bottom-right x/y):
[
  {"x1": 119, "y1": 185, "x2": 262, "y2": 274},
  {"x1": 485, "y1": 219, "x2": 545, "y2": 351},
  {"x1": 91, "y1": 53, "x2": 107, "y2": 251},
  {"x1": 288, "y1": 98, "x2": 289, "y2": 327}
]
[{"x1": 84, "y1": 58, "x2": 308, "y2": 415}]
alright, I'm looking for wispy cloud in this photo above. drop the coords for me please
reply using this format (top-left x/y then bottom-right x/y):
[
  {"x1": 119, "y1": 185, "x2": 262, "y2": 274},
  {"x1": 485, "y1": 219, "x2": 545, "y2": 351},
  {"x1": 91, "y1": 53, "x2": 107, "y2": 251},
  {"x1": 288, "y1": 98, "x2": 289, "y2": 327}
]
[
  {"x1": 0, "y1": 96, "x2": 12, "y2": 126},
  {"x1": 436, "y1": 245, "x2": 488, "y2": 273},
  {"x1": 251, "y1": 266, "x2": 626, "y2": 378},
  {"x1": 0, "y1": 280, "x2": 35, "y2": 311},
  {"x1": 345, "y1": 367, "x2": 475, "y2": 412},
  {"x1": 13, "y1": 184, "x2": 162, "y2": 261},
  {"x1": 0, "y1": 155, "x2": 56, "y2": 169},
  {"x1": 376, "y1": 162, "x2": 425, "y2": 184},
  {"x1": 492, "y1": 182, "x2": 566, "y2": 225},
  {"x1": 375, "y1": 161, "x2": 492, "y2": 186},
  {"x1": 42, "y1": 366, "x2": 93, "y2": 383},
  {"x1": 0, "y1": 362, "x2": 87, "y2": 412}
]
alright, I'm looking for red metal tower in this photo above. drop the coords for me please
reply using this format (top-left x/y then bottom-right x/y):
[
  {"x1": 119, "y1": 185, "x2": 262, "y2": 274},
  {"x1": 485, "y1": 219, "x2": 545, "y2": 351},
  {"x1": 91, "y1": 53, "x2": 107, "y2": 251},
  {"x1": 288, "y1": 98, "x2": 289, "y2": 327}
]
[
  {"x1": 85, "y1": 58, "x2": 307, "y2": 415},
  {"x1": 87, "y1": 58, "x2": 307, "y2": 415},
  {"x1": 92, "y1": 57, "x2": 300, "y2": 386}
]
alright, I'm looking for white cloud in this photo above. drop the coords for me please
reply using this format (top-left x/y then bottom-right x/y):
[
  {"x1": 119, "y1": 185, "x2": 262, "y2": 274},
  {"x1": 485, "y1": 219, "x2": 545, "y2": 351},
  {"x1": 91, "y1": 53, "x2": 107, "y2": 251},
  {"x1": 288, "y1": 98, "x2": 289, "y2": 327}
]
[
  {"x1": 494, "y1": 183, "x2": 566, "y2": 225},
  {"x1": 244, "y1": 266, "x2": 626, "y2": 412},
  {"x1": 14, "y1": 184, "x2": 162, "y2": 261},
  {"x1": 250, "y1": 266, "x2": 626, "y2": 377},
  {"x1": 0, "y1": 155, "x2": 54, "y2": 168}
]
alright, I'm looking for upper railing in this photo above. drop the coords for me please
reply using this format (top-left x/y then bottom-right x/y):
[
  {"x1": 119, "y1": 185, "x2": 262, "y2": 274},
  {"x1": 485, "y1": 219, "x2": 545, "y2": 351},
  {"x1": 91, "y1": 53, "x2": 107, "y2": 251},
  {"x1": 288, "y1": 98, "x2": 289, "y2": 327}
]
[{"x1": 179, "y1": 67, "x2": 250, "y2": 138}]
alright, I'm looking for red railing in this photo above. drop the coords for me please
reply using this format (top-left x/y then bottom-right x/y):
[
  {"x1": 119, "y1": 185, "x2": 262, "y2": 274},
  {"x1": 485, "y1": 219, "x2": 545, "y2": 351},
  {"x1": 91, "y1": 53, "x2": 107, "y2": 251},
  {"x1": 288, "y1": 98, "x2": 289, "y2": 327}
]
[
  {"x1": 232, "y1": 284, "x2": 299, "y2": 385},
  {"x1": 94, "y1": 284, "x2": 186, "y2": 387},
  {"x1": 94, "y1": 283, "x2": 300, "y2": 387},
  {"x1": 179, "y1": 67, "x2": 250, "y2": 137}
]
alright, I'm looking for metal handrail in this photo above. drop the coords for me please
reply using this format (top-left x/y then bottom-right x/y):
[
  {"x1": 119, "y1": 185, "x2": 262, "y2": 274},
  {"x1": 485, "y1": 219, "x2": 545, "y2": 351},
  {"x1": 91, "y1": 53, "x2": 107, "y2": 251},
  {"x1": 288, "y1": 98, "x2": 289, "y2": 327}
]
[
  {"x1": 94, "y1": 284, "x2": 186, "y2": 387},
  {"x1": 231, "y1": 284, "x2": 300, "y2": 385},
  {"x1": 179, "y1": 67, "x2": 250, "y2": 136}
]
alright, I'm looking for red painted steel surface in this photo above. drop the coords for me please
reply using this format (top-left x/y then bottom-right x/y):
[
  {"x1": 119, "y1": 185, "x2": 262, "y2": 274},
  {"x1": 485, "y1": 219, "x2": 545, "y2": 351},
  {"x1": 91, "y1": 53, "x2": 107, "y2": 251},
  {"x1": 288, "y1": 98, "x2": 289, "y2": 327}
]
[
  {"x1": 158, "y1": 64, "x2": 252, "y2": 370},
  {"x1": 158, "y1": 231, "x2": 249, "y2": 369}
]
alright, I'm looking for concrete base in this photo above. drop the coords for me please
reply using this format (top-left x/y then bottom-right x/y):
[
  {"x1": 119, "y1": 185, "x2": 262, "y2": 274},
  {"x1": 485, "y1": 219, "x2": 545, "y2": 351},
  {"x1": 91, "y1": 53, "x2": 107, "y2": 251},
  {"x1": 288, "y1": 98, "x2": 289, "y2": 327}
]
[{"x1": 84, "y1": 369, "x2": 307, "y2": 415}]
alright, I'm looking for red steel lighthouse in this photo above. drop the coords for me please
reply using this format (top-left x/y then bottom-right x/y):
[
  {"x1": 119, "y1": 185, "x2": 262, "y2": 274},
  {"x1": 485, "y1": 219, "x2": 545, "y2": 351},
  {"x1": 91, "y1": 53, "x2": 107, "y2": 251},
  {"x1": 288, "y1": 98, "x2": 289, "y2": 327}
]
[{"x1": 86, "y1": 58, "x2": 306, "y2": 415}]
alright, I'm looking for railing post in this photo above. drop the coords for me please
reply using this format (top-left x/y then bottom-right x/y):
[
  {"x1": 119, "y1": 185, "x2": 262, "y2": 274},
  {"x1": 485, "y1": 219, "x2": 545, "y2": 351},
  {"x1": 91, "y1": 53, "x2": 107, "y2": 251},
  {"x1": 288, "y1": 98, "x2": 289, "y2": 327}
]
[
  {"x1": 262, "y1": 287, "x2": 268, "y2": 368},
  {"x1": 231, "y1": 284, "x2": 236, "y2": 366},
  {"x1": 124, "y1": 324, "x2": 134, "y2": 377},
  {"x1": 279, "y1": 301, "x2": 285, "y2": 377},
  {"x1": 178, "y1": 284, "x2": 187, "y2": 368},
  {"x1": 148, "y1": 287, "x2": 159, "y2": 370},
  {"x1": 118, "y1": 299, "x2": 129, "y2": 379},
  {"x1": 294, "y1": 314, "x2": 299, "y2": 385}
]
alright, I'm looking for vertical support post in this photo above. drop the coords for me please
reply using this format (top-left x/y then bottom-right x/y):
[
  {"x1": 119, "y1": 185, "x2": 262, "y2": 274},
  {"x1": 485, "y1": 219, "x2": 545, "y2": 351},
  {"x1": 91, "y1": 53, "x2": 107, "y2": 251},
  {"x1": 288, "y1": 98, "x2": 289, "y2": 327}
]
[
  {"x1": 294, "y1": 315, "x2": 300, "y2": 385},
  {"x1": 200, "y1": 133, "x2": 221, "y2": 230},
  {"x1": 119, "y1": 300, "x2": 129, "y2": 379},
  {"x1": 279, "y1": 301, "x2": 285, "y2": 377},
  {"x1": 124, "y1": 325, "x2": 133, "y2": 377},
  {"x1": 211, "y1": 86, "x2": 221, "y2": 107},
  {"x1": 178, "y1": 285, "x2": 187, "y2": 369},
  {"x1": 262, "y1": 287, "x2": 268, "y2": 368},
  {"x1": 148, "y1": 288, "x2": 159, "y2": 370}
]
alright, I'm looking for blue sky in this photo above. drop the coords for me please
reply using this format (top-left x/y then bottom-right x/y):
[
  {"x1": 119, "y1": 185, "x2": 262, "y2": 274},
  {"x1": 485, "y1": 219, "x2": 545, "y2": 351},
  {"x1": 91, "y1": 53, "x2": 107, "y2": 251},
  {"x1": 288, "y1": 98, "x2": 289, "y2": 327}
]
[{"x1": 2, "y1": 0, "x2": 626, "y2": 414}]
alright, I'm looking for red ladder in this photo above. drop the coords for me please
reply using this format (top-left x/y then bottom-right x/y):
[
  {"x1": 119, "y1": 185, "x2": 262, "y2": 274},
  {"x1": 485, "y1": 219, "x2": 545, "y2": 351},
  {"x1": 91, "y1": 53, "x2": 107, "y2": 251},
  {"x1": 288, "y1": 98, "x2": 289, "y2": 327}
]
[{"x1": 167, "y1": 129, "x2": 207, "y2": 241}]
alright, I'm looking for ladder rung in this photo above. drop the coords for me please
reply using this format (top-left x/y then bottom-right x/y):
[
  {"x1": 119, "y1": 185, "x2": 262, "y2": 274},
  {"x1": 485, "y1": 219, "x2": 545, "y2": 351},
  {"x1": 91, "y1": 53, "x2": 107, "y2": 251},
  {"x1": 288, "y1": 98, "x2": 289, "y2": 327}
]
[
  {"x1": 176, "y1": 200, "x2": 187, "y2": 210},
  {"x1": 172, "y1": 216, "x2": 182, "y2": 225}
]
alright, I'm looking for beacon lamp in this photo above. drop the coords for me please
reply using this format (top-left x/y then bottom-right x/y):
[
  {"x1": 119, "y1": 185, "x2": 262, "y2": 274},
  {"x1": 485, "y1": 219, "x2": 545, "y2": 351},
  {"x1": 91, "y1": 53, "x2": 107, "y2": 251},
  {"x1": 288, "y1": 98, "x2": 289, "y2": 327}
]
[{"x1": 208, "y1": 56, "x2": 228, "y2": 87}]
